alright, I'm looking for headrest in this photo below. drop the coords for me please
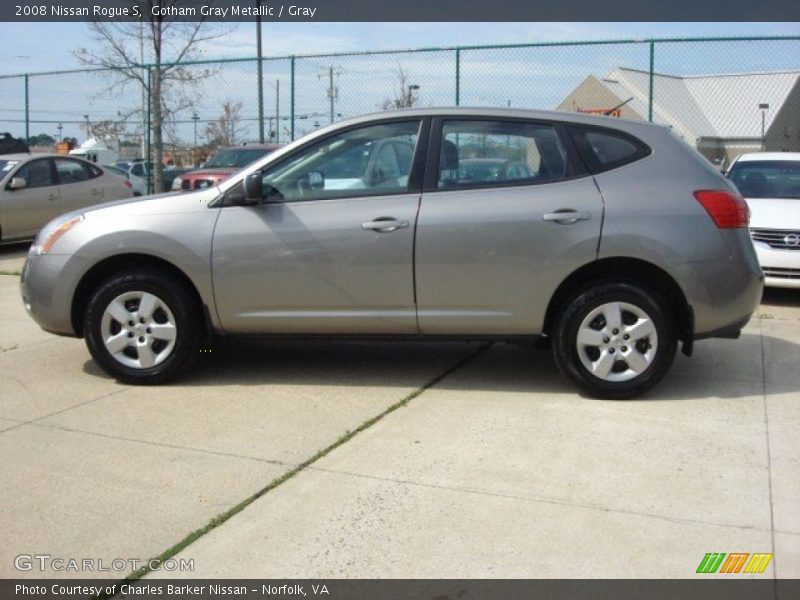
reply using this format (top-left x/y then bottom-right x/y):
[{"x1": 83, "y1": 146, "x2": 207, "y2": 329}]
[{"x1": 440, "y1": 140, "x2": 459, "y2": 171}]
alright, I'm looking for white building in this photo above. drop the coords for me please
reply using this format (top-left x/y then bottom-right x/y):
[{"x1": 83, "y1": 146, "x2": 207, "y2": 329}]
[{"x1": 558, "y1": 68, "x2": 800, "y2": 167}]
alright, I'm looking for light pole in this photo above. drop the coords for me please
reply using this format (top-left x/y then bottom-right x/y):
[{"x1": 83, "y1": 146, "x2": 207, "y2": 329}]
[
  {"x1": 270, "y1": 79, "x2": 280, "y2": 142},
  {"x1": 407, "y1": 84, "x2": 420, "y2": 107},
  {"x1": 759, "y1": 103, "x2": 769, "y2": 150},
  {"x1": 57, "y1": 123, "x2": 63, "y2": 142},
  {"x1": 83, "y1": 114, "x2": 90, "y2": 141},
  {"x1": 192, "y1": 113, "x2": 199, "y2": 147}
]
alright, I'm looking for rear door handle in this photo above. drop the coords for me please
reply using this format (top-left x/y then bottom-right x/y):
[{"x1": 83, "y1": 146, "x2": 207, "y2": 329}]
[
  {"x1": 362, "y1": 218, "x2": 409, "y2": 233},
  {"x1": 47, "y1": 194, "x2": 58, "y2": 201},
  {"x1": 542, "y1": 210, "x2": 591, "y2": 224}
]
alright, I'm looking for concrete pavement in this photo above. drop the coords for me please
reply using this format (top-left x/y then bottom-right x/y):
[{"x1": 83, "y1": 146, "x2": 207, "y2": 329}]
[{"x1": 1, "y1": 271, "x2": 798, "y2": 579}]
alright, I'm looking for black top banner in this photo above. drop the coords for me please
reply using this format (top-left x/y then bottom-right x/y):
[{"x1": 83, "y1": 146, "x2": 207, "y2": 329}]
[{"x1": 3, "y1": 0, "x2": 800, "y2": 22}]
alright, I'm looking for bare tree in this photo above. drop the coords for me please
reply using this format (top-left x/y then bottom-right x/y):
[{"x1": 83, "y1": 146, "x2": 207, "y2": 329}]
[
  {"x1": 75, "y1": 1, "x2": 229, "y2": 191},
  {"x1": 205, "y1": 101, "x2": 244, "y2": 148},
  {"x1": 380, "y1": 66, "x2": 420, "y2": 110},
  {"x1": 89, "y1": 119, "x2": 127, "y2": 142}
]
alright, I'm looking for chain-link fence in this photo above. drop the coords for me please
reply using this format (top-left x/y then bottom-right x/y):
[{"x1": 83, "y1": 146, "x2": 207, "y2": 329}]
[{"x1": 1, "y1": 35, "x2": 799, "y2": 190}]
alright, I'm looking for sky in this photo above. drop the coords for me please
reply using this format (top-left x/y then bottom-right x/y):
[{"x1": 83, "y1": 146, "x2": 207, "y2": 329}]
[
  {"x1": 1, "y1": 21, "x2": 798, "y2": 143},
  {"x1": 2, "y1": 21, "x2": 798, "y2": 74}
]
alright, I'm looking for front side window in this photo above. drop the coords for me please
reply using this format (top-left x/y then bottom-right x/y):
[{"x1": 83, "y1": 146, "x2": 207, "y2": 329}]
[
  {"x1": 54, "y1": 159, "x2": 90, "y2": 184},
  {"x1": 14, "y1": 159, "x2": 53, "y2": 189},
  {"x1": 438, "y1": 120, "x2": 567, "y2": 189},
  {"x1": 260, "y1": 121, "x2": 420, "y2": 202}
]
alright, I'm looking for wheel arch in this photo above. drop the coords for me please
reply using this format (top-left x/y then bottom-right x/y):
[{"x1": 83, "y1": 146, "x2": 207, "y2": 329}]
[
  {"x1": 71, "y1": 253, "x2": 208, "y2": 338},
  {"x1": 543, "y1": 257, "x2": 693, "y2": 344}
]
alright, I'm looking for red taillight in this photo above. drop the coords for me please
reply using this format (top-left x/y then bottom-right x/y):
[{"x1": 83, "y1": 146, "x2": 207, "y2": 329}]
[
  {"x1": 124, "y1": 180, "x2": 132, "y2": 188},
  {"x1": 693, "y1": 189, "x2": 749, "y2": 229}
]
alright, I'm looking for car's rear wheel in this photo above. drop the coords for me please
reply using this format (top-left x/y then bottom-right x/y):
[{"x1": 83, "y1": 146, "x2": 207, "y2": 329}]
[
  {"x1": 84, "y1": 268, "x2": 202, "y2": 384},
  {"x1": 552, "y1": 282, "x2": 677, "y2": 399}
]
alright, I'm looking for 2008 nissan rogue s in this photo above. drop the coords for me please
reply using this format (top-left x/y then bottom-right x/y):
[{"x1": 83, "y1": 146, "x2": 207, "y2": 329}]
[{"x1": 20, "y1": 108, "x2": 763, "y2": 398}]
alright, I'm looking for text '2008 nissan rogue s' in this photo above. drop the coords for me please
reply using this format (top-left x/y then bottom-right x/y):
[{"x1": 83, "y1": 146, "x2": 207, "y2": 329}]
[{"x1": 20, "y1": 108, "x2": 763, "y2": 398}]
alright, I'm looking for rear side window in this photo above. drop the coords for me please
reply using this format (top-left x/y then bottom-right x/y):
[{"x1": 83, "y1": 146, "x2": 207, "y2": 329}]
[
  {"x1": 569, "y1": 126, "x2": 651, "y2": 173},
  {"x1": 54, "y1": 159, "x2": 90, "y2": 184},
  {"x1": 438, "y1": 120, "x2": 568, "y2": 189}
]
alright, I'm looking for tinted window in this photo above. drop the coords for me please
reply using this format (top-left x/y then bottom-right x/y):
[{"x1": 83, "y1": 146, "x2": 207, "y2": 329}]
[
  {"x1": 570, "y1": 126, "x2": 651, "y2": 173},
  {"x1": 55, "y1": 159, "x2": 90, "y2": 184},
  {"x1": 15, "y1": 159, "x2": 53, "y2": 189},
  {"x1": 260, "y1": 121, "x2": 420, "y2": 202},
  {"x1": 728, "y1": 160, "x2": 800, "y2": 199},
  {"x1": 438, "y1": 120, "x2": 567, "y2": 188}
]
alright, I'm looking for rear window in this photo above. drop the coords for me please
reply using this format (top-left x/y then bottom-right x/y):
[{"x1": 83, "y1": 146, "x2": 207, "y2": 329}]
[{"x1": 569, "y1": 126, "x2": 651, "y2": 173}]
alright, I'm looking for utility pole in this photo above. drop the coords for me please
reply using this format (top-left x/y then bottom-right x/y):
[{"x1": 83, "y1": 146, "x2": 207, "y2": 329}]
[
  {"x1": 270, "y1": 79, "x2": 280, "y2": 143},
  {"x1": 318, "y1": 65, "x2": 343, "y2": 124},
  {"x1": 57, "y1": 123, "x2": 63, "y2": 141},
  {"x1": 140, "y1": 20, "x2": 146, "y2": 160},
  {"x1": 256, "y1": 1, "x2": 265, "y2": 143},
  {"x1": 83, "y1": 114, "x2": 90, "y2": 140}
]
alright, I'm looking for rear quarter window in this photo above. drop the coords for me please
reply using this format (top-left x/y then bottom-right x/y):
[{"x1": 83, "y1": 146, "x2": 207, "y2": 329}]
[{"x1": 569, "y1": 125, "x2": 651, "y2": 173}]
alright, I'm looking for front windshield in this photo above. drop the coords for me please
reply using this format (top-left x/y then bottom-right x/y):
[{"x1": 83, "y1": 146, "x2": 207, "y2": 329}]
[
  {"x1": 728, "y1": 160, "x2": 800, "y2": 199},
  {"x1": 205, "y1": 148, "x2": 270, "y2": 169}
]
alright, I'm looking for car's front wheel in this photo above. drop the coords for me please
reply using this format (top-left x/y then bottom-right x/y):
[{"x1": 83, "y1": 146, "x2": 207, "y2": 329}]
[
  {"x1": 552, "y1": 282, "x2": 677, "y2": 399},
  {"x1": 84, "y1": 268, "x2": 202, "y2": 384}
]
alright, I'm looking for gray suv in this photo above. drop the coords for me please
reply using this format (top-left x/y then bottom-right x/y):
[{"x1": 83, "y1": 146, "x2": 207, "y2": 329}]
[{"x1": 20, "y1": 108, "x2": 763, "y2": 398}]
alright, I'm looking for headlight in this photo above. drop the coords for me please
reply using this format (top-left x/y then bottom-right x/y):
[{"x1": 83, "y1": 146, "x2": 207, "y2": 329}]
[
  {"x1": 30, "y1": 214, "x2": 84, "y2": 255},
  {"x1": 171, "y1": 177, "x2": 182, "y2": 190}
]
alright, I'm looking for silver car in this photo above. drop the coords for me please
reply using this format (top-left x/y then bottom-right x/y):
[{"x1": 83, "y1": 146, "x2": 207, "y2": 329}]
[
  {"x1": 20, "y1": 108, "x2": 763, "y2": 398},
  {"x1": 1, "y1": 153, "x2": 133, "y2": 243}
]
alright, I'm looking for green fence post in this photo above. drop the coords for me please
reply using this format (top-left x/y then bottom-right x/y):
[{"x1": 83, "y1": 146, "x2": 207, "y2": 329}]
[
  {"x1": 24, "y1": 74, "x2": 29, "y2": 143},
  {"x1": 290, "y1": 56, "x2": 295, "y2": 141},
  {"x1": 455, "y1": 48, "x2": 461, "y2": 106},
  {"x1": 648, "y1": 41, "x2": 655, "y2": 122},
  {"x1": 146, "y1": 66, "x2": 152, "y2": 194}
]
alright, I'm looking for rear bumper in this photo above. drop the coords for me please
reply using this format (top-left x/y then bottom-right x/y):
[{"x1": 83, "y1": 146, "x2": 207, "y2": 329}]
[{"x1": 680, "y1": 233, "x2": 764, "y2": 339}]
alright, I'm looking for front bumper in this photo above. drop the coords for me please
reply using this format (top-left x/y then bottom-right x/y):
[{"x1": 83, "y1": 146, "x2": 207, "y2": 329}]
[
  {"x1": 20, "y1": 253, "x2": 83, "y2": 337},
  {"x1": 754, "y1": 242, "x2": 800, "y2": 289}
]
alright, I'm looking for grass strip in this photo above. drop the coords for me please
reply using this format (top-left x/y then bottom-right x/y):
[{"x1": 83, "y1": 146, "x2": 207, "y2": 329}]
[
  {"x1": 115, "y1": 342, "x2": 491, "y2": 588},
  {"x1": 0, "y1": 270, "x2": 21, "y2": 276}
]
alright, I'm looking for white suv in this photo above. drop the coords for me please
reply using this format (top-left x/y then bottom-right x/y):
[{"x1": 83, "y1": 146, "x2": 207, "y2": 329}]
[{"x1": 727, "y1": 152, "x2": 800, "y2": 288}]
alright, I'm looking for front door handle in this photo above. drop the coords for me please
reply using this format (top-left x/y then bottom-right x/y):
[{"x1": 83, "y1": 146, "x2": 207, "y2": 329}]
[
  {"x1": 47, "y1": 194, "x2": 58, "y2": 201},
  {"x1": 542, "y1": 210, "x2": 591, "y2": 224},
  {"x1": 362, "y1": 218, "x2": 409, "y2": 233}
]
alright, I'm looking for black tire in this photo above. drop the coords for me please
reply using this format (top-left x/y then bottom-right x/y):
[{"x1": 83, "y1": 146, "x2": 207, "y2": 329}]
[
  {"x1": 552, "y1": 282, "x2": 677, "y2": 399},
  {"x1": 83, "y1": 268, "x2": 202, "y2": 385}
]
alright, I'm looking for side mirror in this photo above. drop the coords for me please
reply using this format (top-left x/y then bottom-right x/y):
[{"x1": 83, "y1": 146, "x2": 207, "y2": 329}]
[
  {"x1": 307, "y1": 171, "x2": 325, "y2": 190},
  {"x1": 242, "y1": 172, "x2": 263, "y2": 204},
  {"x1": 8, "y1": 177, "x2": 27, "y2": 190}
]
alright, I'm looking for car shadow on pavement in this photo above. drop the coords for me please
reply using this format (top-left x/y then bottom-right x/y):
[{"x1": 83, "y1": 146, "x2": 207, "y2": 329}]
[{"x1": 81, "y1": 332, "x2": 800, "y2": 402}]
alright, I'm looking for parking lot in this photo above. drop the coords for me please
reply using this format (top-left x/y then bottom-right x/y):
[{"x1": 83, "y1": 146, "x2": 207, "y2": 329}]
[{"x1": 1, "y1": 241, "x2": 798, "y2": 579}]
